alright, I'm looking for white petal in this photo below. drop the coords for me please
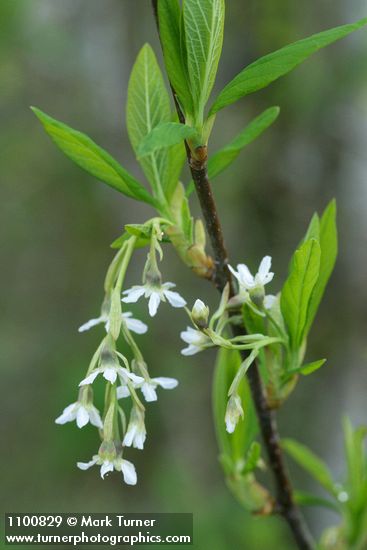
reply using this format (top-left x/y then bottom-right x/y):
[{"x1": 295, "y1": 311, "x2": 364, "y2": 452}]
[
  {"x1": 76, "y1": 406, "x2": 90, "y2": 428},
  {"x1": 258, "y1": 256, "x2": 272, "y2": 278},
  {"x1": 161, "y1": 282, "x2": 176, "y2": 290},
  {"x1": 237, "y1": 264, "x2": 255, "y2": 287},
  {"x1": 225, "y1": 418, "x2": 236, "y2": 434},
  {"x1": 125, "y1": 317, "x2": 148, "y2": 335},
  {"x1": 100, "y1": 460, "x2": 114, "y2": 479},
  {"x1": 141, "y1": 382, "x2": 158, "y2": 402},
  {"x1": 77, "y1": 457, "x2": 98, "y2": 471},
  {"x1": 154, "y1": 377, "x2": 178, "y2": 390},
  {"x1": 117, "y1": 385, "x2": 131, "y2": 399},
  {"x1": 119, "y1": 368, "x2": 144, "y2": 384},
  {"x1": 228, "y1": 264, "x2": 240, "y2": 281},
  {"x1": 123, "y1": 425, "x2": 137, "y2": 447},
  {"x1": 78, "y1": 316, "x2": 105, "y2": 333},
  {"x1": 164, "y1": 290, "x2": 187, "y2": 308},
  {"x1": 121, "y1": 287, "x2": 145, "y2": 303},
  {"x1": 103, "y1": 367, "x2": 117, "y2": 384},
  {"x1": 180, "y1": 327, "x2": 200, "y2": 345},
  {"x1": 134, "y1": 430, "x2": 146, "y2": 450},
  {"x1": 79, "y1": 370, "x2": 100, "y2": 386},
  {"x1": 121, "y1": 459, "x2": 137, "y2": 485},
  {"x1": 148, "y1": 292, "x2": 161, "y2": 317},
  {"x1": 88, "y1": 407, "x2": 103, "y2": 429},
  {"x1": 181, "y1": 345, "x2": 201, "y2": 356},
  {"x1": 262, "y1": 272, "x2": 274, "y2": 285},
  {"x1": 55, "y1": 403, "x2": 77, "y2": 424}
]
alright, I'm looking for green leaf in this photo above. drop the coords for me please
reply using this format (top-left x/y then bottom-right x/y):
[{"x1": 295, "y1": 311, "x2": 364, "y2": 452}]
[
  {"x1": 31, "y1": 107, "x2": 157, "y2": 207},
  {"x1": 137, "y1": 122, "x2": 198, "y2": 158},
  {"x1": 299, "y1": 359, "x2": 326, "y2": 375},
  {"x1": 186, "y1": 106, "x2": 279, "y2": 196},
  {"x1": 213, "y1": 348, "x2": 258, "y2": 464},
  {"x1": 127, "y1": 44, "x2": 172, "y2": 201},
  {"x1": 294, "y1": 491, "x2": 340, "y2": 512},
  {"x1": 304, "y1": 200, "x2": 338, "y2": 336},
  {"x1": 282, "y1": 438, "x2": 336, "y2": 496},
  {"x1": 281, "y1": 238, "x2": 321, "y2": 349},
  {"x1": 158, "y1": 0, "x2": 193, "y2": 115},
  {"x1": 284, "y1": 359, "x2": 326, "y2": 381},
  {"x1": 183, "y1": 0, "x2": 225, "y2": 117},
  {"x1": 209, "y1": 18, "x2": 367, "y2": 115}
]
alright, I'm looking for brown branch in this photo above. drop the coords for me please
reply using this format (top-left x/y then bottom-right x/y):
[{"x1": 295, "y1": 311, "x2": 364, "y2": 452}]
[{"x1": 151, "y1": 2, "x2": 315, "y2": 548}]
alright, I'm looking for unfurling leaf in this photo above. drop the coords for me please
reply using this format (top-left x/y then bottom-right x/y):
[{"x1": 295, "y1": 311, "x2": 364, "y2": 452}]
[
  {"x1": 183, "y1": 0, "x2": 225, "y2": 117},
  {"x1": 304, "y1": 200, "x2": 338, "y2": 335},
  {"x1": 281, "y1": 238, "x2": 321, "y2": 349},
  {"x1": 137, "y1": 122, "x2": 198, "y2": 158},
  {"x1": 31, "y1": 107, "x2": 158, "y2": 207},
  {"x1": 209, "y1": 18, "x2": 367, "y2": 115}
]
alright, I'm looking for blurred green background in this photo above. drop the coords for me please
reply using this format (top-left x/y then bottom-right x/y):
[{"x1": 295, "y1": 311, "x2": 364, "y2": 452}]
[{"x1": 1, "y1": 1, "x2": 366, "y2": 548}]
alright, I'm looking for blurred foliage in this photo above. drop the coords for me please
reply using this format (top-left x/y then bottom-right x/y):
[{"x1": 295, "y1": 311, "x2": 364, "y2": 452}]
[{"x1": 1, "y1": 1, "x2": 366, "y2": 548}]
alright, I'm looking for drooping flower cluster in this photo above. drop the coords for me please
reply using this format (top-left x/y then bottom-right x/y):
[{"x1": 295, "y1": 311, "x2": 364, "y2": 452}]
[{"x1": 55, "y1": 221, "x2": 185, "y2": 485}]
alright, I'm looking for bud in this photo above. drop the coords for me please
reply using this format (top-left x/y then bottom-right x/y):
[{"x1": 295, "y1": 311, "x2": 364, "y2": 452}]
[
  {"x1": 225, "y1": 394, "x2": 244, "y2": 434},
  {"x1": 191, "y1": 299, "x2": 209, "y2": 329}
]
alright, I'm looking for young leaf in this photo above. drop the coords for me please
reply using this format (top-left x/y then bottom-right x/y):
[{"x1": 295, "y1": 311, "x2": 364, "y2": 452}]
[
  {"x1": 183, "y1": 0, "x2": 225, "y2": 117},
  {"x1": 127, "y1": 44, "x2": 171, "y2": 201},
  {"x1": 137, "y1": 122, "x2": 198, "y2": 158},
  {"x1": 158, "y1": 0, "x2": 193, "y2": 115},
  {"x1": 281, "y1": 238, "x2": 321, "y2": 349},
  {"x1": 31, "y1": 107, "x2": 158, "y2": 207},
  {"x1": 304, "y1": 200, "x2": 338, "y2": 336},
  {"x1": 186, "y1": 106, "x2": 280, "y2": 196},
  {"x1": 285, "y1": 359, "x2": 326, "y2": 379},
  {"x1": 209, "y1": 17, "x2": 367, "y2": 115},
  {"x1": 213, "y1": 347, "x2": 258, "y2": 463},
  {"x1": 282, "y1": 438, "x2": 336, "y2": 496}
]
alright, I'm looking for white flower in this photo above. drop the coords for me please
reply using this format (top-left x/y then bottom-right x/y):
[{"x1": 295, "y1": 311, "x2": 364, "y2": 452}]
[
  {"x1": 78, "y1": 312, "x2": 147, "y2": 335},
  {"x1": 55, "y1": 401, "x2": 103, "y2": 429},
  {"x1": 180, "y1": 326, "x2": 211, "y2": 356},
  {"x1": 225, "y1": 394, "x2": 244, "y2": 433},
  {"x1": 141, "y1": 377, "x2": 179, "y2": 402},
  {"x1": 79, "y1": 365, "x2": 144, "y2": 387},
  {"x1": 122, "y1": 282, "x2": 186, "y2": 317},
  {"x1": 123, "y1": 407, "x2": 146, "y2": 450},
  {"x1": 229, "y1": 256, "x2": 274, "y2": 291},
  {"x1": 77, "y1": 455, "x2": 137, "y2": 485},
  {"x1": 117, "y1": 376, "x2": 178, "y2": 402}
]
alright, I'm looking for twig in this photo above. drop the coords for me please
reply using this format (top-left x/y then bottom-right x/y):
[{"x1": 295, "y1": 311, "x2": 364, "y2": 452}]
[{"x1": 151, "y1": 2, "x2": 315, "y2": 548}]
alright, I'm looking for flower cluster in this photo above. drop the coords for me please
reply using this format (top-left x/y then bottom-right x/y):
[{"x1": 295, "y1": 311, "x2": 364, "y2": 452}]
[
  {"x1": 55, "y1": 223, "x2": 186, "y2": 485},
  {"x1": 179, "y1": 257, "x2": 279, "y2": 435}
]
